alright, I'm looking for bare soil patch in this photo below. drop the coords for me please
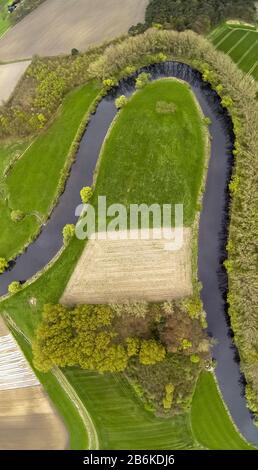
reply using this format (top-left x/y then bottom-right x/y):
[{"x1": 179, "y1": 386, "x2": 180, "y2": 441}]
[
  {"x1": 0, "y1": 60, "x2": 30, "y2": 104},
  {"x1": 0, "y1": 0, "x2": 148, "y2": 62},
  {"x1": 0, "y1": 386, "x2": 67, "y2": 449},
  {"x1": 0, "y1": 319, "x2": 67, "y2": 449},
  {"x1": 61, "y1": 228, "x2": 193, "y2": 305}
]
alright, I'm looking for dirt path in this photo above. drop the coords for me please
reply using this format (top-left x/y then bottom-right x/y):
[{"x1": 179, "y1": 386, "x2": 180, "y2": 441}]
[
  {"x1": 61, "y1": 228, "x2": 193, "y2": 305},
  {"x1": 0, "y1": 0, "x2": 148, "y2": 62}
]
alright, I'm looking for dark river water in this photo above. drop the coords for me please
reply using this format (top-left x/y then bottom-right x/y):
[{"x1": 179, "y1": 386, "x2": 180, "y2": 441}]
[{"x1": 1, "y1": 61, "x2": 257, "y2": 446}]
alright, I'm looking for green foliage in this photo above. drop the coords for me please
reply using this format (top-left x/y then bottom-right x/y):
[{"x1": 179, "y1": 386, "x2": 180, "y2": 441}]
[
  {"x1": 80, "y1": 186, "x2": 93, "y2": 204},
  {"x1": 183, "y1": 297, "x2": 203, "y2": 320},
  {"x1": 0, "y1": 257, "x2": 8, "y2": 273},
  {"x1": 202, "y1": 116, "x2": 211, "y2": 126},
  {"x1": 115, "y1": 95, "x2": 128, "y2": 109},
  {"x1": 102, "y1": 78, "x2": 117, "y2": 90},
  {"x1": 8, "y1": 281, "x2": 22, "y2": 294},
  {"x1": 229, "y1": 175, "x2": 240, "y2": 194},
  {"x1": 62, "y1": 224, "x2": 75, "y2": 245},
  {"x1": 182, "y1": 339, "x2": 193, "y2": 350},
  {"x1": 163, "y1": 383, "x2": 174, "y2": 410},
  {"x1": 10, "y1": 209, "x2": 25, "y2": 223},
  {"x1": 190, "y1": 354, "x2": 201, "y2": 364},
  {"x1": 145, "y1": 0, "x2": 255, "y2": 34},
  {"x1": 126, "y1": 337, "x2": 140, "y2": 357},
  {"x1": 139, "y1": 340, "x2": 166, "y2": 365},
  {"x1": 135, "y1": 72, "x2": 151, "y2": 89},
  {"x1": 221, "y1": 95, "x2": 234, "y2": 108}
]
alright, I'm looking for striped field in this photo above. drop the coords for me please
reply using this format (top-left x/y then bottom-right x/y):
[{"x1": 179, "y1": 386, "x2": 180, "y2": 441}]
[{"x1": 210, "y1": 24, "x2": 258, "y2": 81}]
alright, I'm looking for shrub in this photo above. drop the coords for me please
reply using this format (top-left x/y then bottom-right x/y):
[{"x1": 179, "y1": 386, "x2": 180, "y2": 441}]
[
  {"x1": 190, "y1": 354, "x2": 201, "y2": 364},
  {"x1": 203, "y1": 116, "x2": 211, "y2": 126},
  {"x1": 139, "y1": 340, "x2": 166, "y2": 365},
  {"x1": 0, "y1": 258, "x2": 8, "y2": 274},
  {"x1": 115, "y1": 95, "x2": 128, "y2": 109},
  {"x1": 62, "y1": 224, "x2": 75, "y2": 245},
  {"x1": 102, "y1": 78, "x2": 117, "y2": 90},
  {"x1": 80, "y1": 186, "x2": 93, "y2": 204},
  {"x1": 126, "y1": 337, "x2": 140, "y2": 357},
  {"x1": 10, "y1": 210, "x2": 25, "y2": 223},
  {"x1": 71, "y1": 48, "x2": 80, "y2": 56},
  {"x1": 135, "y1": 72, "x2": 151, "y2": 89},
  {"x1": 181, "y1": 339, "x2": 192, "y2": 350},
  {"x1": 221, "y1": 95, "x2": 233, "y2": 108},
  {"x1": 163, "y1": 383, "x2": 175, "y2": 410},
  {"x1": 8, "y1": 281, "x2": 22, "y2": 294}
]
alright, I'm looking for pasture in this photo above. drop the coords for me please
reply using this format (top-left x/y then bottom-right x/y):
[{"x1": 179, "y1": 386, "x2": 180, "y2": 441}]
[{"x1": 211, "y1": 23, "x2": 258, "y2": 81}]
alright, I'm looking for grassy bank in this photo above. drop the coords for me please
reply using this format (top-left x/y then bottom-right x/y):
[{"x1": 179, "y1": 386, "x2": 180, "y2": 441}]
[
  {"x1": 0, "y1": 81, "x2": 100, "y2": 260},
  {"x1": 191, "y1": 372, "x2": 255, "y2": 450}
]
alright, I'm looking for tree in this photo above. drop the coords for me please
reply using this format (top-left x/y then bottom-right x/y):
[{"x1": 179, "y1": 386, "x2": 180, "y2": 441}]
[
  {"x1": 139, "y1": 339, "x2": 166, "y2": 365},
  {"x1": 80, "y1": 186, "x2": 93, "y2": 204},
  {"x1": 135, "y1": 72, "x2": 151, "y2": 89},
  {"x1": 115, "y1": 95, "x2": 128, "y2": 109},
  {"x1": 33, "y1": 303, "x2": 129, "y2": 374},
  {"x1": 126, "y1": 337, "x2": 140, "y2": 357},
  {"x1": 0, "y1": 257, "x2": 8, "y2": 274},
  {"x1": 62, "y1": 224, "x2": 75, "y2": 244},
  {"x1": 8, "y1": 281, "x2": 22, "y2": 294}
]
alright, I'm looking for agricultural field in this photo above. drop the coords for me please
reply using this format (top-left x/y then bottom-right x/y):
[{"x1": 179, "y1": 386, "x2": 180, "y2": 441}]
[
  {"x1": 210, "y1": 23, "x2": 258, "y2": 80},
  {"x1": 0, "y1": 0, "x2": 149, "y2": 62},
  {"x1": 61, "y1": 229, "x2": 192, "y2": 305}
]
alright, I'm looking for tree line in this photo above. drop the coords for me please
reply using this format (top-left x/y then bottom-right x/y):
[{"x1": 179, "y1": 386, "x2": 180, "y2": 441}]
[{"x1": 129, "y1": 0, "x2": 256, "y2": 35}]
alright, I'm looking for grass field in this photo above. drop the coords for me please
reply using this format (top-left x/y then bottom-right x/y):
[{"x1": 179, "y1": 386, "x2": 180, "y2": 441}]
[
  {"x1": 0, "y1": 1, "x2": 10, "y2": 37},
  {"x1": 0, "y1": 81, "x2": 100, "y2": 260},
  {"x1": 191, "y1": 372, "x2": 255, "y2": 450},
  {"x1": 210, "y1": 23, "x2": 258, "y2": 81},
  {"x1": 92, "y1": 79, "x2": 206, "y2": 227}
]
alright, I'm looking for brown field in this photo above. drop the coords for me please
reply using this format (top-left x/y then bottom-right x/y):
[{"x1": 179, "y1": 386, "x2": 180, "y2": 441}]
[
  {"x1": 0, "y1": 0, "x2": 148, "y2": 62},
  {"x1": 0, "y1": 60, "x2": 30, "y2": 104},
  {"x1": 0, "y1": 387, "x2": 68, "y2": 450},
  {"x1": 61, "y1": 229, "x2": 193, "y2": 305},
  {"x1": 0, "y1": 319, "x2": 67, "y2": 450}
]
